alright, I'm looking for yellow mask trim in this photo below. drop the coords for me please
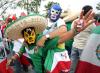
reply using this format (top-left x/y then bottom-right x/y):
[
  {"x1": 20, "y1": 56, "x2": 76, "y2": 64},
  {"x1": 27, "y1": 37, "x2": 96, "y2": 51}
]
[{"x1": 24, "y1": 30, "x2": 36, "y2": 44}]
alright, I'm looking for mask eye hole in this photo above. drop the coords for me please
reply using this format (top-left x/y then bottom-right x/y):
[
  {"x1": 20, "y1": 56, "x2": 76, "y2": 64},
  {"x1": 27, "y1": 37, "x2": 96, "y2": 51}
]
[
  {"x1": 31, "y1": 30, "x2": 35, "y2": 36},
  {"x1": 24, "y1": 32, "x2": 29, "y2": 37},
  {"x1": 56, "y1": 12, "x2": 59, "y2": 14},
  {"x1": 52, "y1": 10, "x2": 54, "y2": 13},
  {"x1": 31, "y1": 33, "x2": 34, "y2": 36},
  {"x1": 25, "y1": 34, "x2": 28, "y2": 37}
]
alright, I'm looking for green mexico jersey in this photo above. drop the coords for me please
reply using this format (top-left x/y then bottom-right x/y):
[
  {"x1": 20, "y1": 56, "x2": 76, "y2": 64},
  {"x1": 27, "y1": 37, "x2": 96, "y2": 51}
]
[{"x1": 20, "y1": 34, "x2": 59, "y2": 73}]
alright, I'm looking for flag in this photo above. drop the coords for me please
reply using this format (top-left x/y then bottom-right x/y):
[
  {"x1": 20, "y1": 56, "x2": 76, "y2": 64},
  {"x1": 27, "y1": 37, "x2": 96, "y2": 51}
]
[
  {"x1": 0, "y1": 58, "x2": 14, "y2": 73},
  {"x1": 75, "y1": 26, "x2": 100, "y2": 73},
  {"x1": 44, "y1": 49, "x2": 71, "y2": 73}
]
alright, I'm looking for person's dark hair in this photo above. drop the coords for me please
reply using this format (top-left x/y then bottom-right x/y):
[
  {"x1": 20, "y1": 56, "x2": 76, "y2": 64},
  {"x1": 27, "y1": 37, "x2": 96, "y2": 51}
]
[
  {"x1": 21, "y1": 27, "x2": 35, "y2": 37},
  {"x1": 94, "y1": 13, "x2": 100, "y2": 22},
  {"x1": 82, "y1": 5, "x2": 93, "y2": 16}
]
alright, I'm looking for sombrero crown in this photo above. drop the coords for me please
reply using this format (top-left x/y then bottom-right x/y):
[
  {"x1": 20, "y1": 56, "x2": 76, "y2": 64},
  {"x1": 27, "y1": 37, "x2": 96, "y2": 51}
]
[{"x1": 5, "y1": 14, "x2": 47, "y2": 40}]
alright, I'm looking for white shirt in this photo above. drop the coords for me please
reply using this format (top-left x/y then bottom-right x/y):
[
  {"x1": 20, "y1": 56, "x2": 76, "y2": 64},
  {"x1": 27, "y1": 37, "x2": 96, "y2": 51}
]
[
  {"x1": 13, "y1": 39, "x2": 24, "y2": 52},
  {"x1": 43, "y1": 18, "x2": 66, "y2": 49},
  {"x1": 71, "y1": 19, "x2": 96, "y2": 49},
  {"x1": 43, "y1": 18, "x2": 65, "y2": 35}
]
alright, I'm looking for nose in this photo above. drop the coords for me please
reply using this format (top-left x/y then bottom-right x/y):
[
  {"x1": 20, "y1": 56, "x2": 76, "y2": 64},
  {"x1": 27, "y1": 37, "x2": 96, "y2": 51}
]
[
  {"x1": 29, "y1": 37, "x2": 33, "y2": 40},
  {"x1": 52, "y1": 12, "x2": 56, "y2": 15}
]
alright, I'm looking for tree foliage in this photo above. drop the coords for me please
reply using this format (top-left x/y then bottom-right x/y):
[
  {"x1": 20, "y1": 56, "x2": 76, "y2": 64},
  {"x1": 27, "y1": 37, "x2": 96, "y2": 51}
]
[
  {"x1": 96, "y1": 2, "x2": 100, "y2": 10},
  {"x1": 45, "y1": 1, "x2": 59, "y2": 11},
  {"x1": 17, "y1": 0, "x2": 41, "y2": 14},
  {"x1": 44, "y1": 1, "x2": 59, "y2": 17}
]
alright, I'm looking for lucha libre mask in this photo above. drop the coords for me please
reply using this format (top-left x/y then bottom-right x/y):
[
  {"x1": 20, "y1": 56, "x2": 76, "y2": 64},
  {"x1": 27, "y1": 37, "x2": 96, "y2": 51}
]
[
  {"x1": 48, "y1": 4, "x2": 62, "y2": 22},
  {"x1": 50, "y1": 8, "x2": 61, "y2": 21},
  {"x1": 23, "y1": 27, "x2": 36, "y2": 44}
]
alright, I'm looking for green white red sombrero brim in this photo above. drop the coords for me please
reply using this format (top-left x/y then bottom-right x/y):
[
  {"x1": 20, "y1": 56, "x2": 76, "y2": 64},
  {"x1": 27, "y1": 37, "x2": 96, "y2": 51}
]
[{"x1": 5, "y1": 15, "x2": 47, "y2": 40}]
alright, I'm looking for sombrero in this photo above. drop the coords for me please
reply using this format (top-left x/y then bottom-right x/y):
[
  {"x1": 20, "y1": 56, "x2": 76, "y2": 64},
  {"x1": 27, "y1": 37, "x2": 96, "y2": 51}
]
[
  {"x1": 60, "y1": 10, "x2": 69, "y2": 18},
  {"x1": 61, "y1": 9, "x2": 79, "y2": 22},
  {"x1": 63, "y1": 11, "x2": 79, "y2": 22},
  {"x1": 5, "y1": 14, "x2": 47, "y2": 40}
]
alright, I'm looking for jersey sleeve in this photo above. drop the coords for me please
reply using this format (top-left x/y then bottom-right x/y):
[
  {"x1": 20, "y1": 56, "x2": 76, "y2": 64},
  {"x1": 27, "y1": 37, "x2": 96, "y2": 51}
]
[
  {"x1": 44, "y1": 36, "x2": 59, "y2": 50},
  {"x1": 20, "y1": 44, "x2": 26, "y2": 53}
]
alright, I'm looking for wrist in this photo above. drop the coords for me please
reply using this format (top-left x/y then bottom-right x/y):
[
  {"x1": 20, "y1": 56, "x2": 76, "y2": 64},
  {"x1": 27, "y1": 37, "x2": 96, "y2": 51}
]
[
  {"x1": 12, "y1": 54, "x2": 19, "y2": 60},
  {"x1": 10, "y1": 57, "x2": 14, "y2": 62},
  {"x1": 45, "y1": 34, "x2": 50, "y2": 39},
  {"x1": 73, "y1": 28, "x2": 79, "y2": 35}
]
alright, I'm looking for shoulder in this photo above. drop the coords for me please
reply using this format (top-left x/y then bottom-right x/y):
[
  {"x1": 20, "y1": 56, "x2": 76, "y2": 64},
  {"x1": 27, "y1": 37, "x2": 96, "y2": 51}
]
[
  {"x1": 57, "y1": 18, "x2": 65, "y2": 23},
  {"x1": 92, "y1": 26, "x2": 100, "y2": 34},
  {"x1": 57, "y1": 18, "x2": 66, "y2": 26},
  {"x1": 86, "y1": 23, "x2": 96, "y2": 30}
]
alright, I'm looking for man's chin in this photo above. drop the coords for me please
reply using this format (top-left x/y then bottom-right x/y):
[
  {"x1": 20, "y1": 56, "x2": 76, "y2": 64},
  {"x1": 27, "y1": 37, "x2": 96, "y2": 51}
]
[
  {"x1": 28, "y1": 41, "x2": 35, "y2": 45},
  {"x1": 50, "y1": 18, "x2": 57, "y2": 21}
]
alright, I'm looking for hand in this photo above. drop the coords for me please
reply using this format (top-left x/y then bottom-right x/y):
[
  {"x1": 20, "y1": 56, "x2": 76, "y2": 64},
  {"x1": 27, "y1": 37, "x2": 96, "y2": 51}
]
[
  {"x1": 36, "y1": 36, "x2": 47, "y2": 47},
  {"x1": 6, "y1": 59, "x2": 13, "y2": 69},
  {"x1": 6, "y1": 56, "x2": 16, "y2": 68},
  {"x1": 3, "y1": 38, "x2": 11, "y2": 42},
  {"x1": 73, "y1": 10, "x2": 95, "y2": 32}
]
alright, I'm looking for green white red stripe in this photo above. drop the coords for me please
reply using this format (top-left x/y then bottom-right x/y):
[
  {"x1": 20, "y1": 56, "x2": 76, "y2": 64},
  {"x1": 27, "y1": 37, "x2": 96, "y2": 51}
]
[
  {"x1": 75, "y1": 26, "x2": 100, "y2": 73},
  {"x1": 45, "y1": 50, "x2": 71, "y2": 73}
]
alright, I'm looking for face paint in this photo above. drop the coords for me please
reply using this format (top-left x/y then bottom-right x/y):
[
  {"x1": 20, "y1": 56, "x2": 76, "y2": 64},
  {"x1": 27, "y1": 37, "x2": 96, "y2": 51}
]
[
  {"x1": 24, "y1": 28, "x2": 36, "y2": 44},
  {"x1": 50, "y1": 8, "x2": 60, "y2": 21}
]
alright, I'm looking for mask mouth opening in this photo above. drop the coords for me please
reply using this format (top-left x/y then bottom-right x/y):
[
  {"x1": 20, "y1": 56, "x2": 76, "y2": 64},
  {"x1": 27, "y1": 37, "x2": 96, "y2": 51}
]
[
  {"x1": 25, "y1": 36, "x2": 36, "y2": 45},
  {"x1": 51, "y1": 15, "x2": 56, "y2": 19},
  {"x1": 28, "y1": 37, "x2": 35, "y2": 43}
]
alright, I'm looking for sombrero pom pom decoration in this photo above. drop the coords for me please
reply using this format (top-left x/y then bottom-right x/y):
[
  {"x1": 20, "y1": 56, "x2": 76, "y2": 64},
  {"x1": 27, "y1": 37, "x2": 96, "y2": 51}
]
[{"x1": 5, "y1": 14, "x2": 47, "y2": 40}]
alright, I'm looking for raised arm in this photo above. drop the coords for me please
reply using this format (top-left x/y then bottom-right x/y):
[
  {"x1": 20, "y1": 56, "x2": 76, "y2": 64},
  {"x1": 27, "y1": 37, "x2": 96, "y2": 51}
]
[
  {"x1": 58, "y1": 10, "x2": 95, "y2": 44},
  {"x1": 6, "y1": 51, "x2": 23, "y2": 68},
  {"x1": 6, "y1": 43, "x2": 25, "y2": 67},
  {"x1": 37, "y1": 24, "x2": 67, "y2": 47}
]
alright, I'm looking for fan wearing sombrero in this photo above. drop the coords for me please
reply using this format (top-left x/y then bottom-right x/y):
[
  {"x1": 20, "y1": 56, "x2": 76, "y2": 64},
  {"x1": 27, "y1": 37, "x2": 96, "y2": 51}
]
[
  {"x1": 5, "y1": 15, "x2": 48, "y2": 73},
  {"x1": 5, "y1": 14, "x2": 68, "y2": 73}
]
